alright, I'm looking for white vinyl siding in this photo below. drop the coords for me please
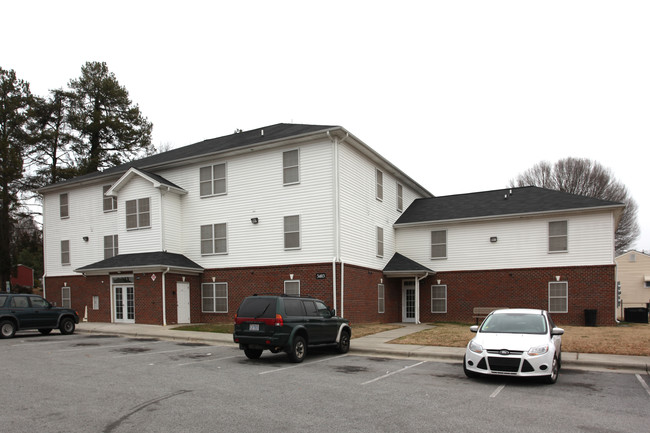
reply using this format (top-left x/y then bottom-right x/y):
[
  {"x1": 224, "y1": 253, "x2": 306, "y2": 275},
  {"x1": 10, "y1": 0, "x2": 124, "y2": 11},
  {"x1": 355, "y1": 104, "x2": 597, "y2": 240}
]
[
  {"x1": 283, "y1": 149, "x2": 300, "y2": 185},
  {"x1": 284, "y1": 280, "x2": 300, "y2": 295},
  {"x1": 61, "y1": 240, "x2": 70, "y2": 265},
  {"x1": 104, "y1": 235, "x2": 119, "y2": 259},
  {"x1": 60, "y1": 193, "x2": 69, "y2": 218},
  {"x1": 126, "y1": 198, "x2": 151, "y2": 230},
  {"x1": 431, "y1": 285, "x2": 447, "y2": 313},
  {"x1": 378, "y1": 284, "x2": 385, "y2": 313},
  {"x1": 549, "y1": 220, "x2": 568, "y2": 252},
  {"x1": 200, "y1": 163, "x2": 227, "y2": 197},
  {"x1": 549, "y1": 281, "x2": 568, "y2": 313},
  {"x1": 201, "y1": 223, "x2": 227, "y2": 255},
  {"x1": 431, "y1": 230, "x2": 447, "y2": 259},
  {"x1": 396, "y1": 212, "x2": 617, "y2": 272},
  {"x1": 202, "y1": 282, "x2": 228, "y2": 313},
  {"x1": 103, "y1": 185, "x2": 117, "y2": 212}
]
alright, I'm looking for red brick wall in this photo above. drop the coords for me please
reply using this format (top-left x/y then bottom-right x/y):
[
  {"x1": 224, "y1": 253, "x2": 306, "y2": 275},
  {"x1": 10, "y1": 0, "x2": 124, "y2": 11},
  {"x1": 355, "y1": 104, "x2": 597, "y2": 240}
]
[{"x1": 44, "y1": 263, "x2": 616, "y2": 326}]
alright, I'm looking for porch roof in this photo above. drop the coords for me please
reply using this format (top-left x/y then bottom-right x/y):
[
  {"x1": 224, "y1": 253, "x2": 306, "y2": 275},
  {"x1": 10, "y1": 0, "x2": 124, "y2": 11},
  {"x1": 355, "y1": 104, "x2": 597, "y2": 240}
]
[
  {"x1": 383, "y1": 252, "x2": 434, "y2": 277},
  {"x1": 75, "y1": 251, "x2": 204, "y2": 276}
]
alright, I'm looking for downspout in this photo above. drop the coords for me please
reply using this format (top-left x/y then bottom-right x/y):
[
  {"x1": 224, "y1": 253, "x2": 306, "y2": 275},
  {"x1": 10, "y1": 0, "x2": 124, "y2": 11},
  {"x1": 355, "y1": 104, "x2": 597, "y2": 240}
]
[
  {"x1": 416, "y1": 273, "x2": 429, "y2": 324},
  {"x1": 159, "y1": 188, "x2": 166, "y2": 251},
  {"x1": 327, "y1": 131, "x2": 348, "y2": 315},
  {"x1": 340, "y1": 261, "x2": 345, "y2": 318},
  {"x1": 332, "y1": 258, "x2": 337, "y2": 314},
  {"x1": 162, "y1": 267, "x2": 170, "y2": 326},
  {"x1": 42, "y1": 273, "x2": 47, "y2": 299}
]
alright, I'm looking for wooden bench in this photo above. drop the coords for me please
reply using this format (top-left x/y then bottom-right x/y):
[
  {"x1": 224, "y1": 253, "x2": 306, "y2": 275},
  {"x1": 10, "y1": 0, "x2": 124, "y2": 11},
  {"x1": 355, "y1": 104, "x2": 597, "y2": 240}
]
[{"x1": 473, "y1": 307, "x2": 509, "y2": 324}]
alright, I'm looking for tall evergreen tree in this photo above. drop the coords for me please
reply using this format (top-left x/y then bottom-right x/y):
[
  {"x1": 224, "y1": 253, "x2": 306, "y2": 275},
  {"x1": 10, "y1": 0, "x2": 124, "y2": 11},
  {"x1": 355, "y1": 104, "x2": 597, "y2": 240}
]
[
  {"x1": 0, "y1": 67, "x2": 33, "y2": 289},
  {"x1": 68, "y1": 61, "x2": 153, "y2": 174}
]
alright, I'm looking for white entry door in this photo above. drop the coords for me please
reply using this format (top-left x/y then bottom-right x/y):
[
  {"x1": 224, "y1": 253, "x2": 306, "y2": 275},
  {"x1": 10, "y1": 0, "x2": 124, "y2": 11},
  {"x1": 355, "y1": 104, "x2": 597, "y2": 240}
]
[
  {"x1": 114, "y1": 286, "x2": 135, "y2": 323},
  {"x1": 177, "y1": 282, "x2": 191, "y2": 324},
  {"x1": 402, "y1": 280, "x2": 416, "y2": 323}
]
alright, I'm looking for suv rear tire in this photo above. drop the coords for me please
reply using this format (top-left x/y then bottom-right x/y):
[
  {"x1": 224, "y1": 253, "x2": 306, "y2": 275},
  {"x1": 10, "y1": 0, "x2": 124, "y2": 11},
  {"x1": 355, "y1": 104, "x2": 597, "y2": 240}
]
[
  {"x1": 287, "y1": 336, "x2": 306, "y2": 363},
  {"x1": 337, "y1": 330, "x2": 350, "y2": 354},
  {"x1": 244, "y1": 348, "x2": 263, "y2": 359},
  {"x1": 1, "y1": 320, "x2": 16, "y2": 339}
]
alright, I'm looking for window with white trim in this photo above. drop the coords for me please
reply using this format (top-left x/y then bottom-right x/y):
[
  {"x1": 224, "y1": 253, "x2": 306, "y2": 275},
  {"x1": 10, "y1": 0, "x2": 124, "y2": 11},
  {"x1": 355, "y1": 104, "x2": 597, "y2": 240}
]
[
  {"x1": 61, "y1": 286, "x2": 71, "y2": 309},
  {"x1": 397, "y1": 183, "x2": 403, "y2": 212},
  {"x1": 378, "y1": 284, "x2": 385, "y2": 313},
  {"x1": 376, "y1": 169, "x2": 383, "y2": 201},
  {"x1": 431, "y1": 285, "x2": 447, "y2": 313},
  {"x1": 92, "y1": 296, "x2": 99, "y2": 310},
  {"x1": 201, "y1": 282, "x2": 228, "y2": 313},
  {"x1": 61, "y1": 240, "x2": 70, "y2": 265},
  {"x1": 200, "y1": 163, "x2": 227, "y2": 197},
  {"x1": 126, "y1": 198, "x2": 150, "y2": 230},
  {"x1": 283, "y1": 149, "x2": 300, "y2": 185},
  {"x1": 549, "y1": 220, "x2": 568, "y2": 252},
  {"x1": 284, "y1": 280, "x2": 300, "y2": 296},
  {"x1": 548, "y1": 281, "x2": 568, "y2": 313},
  {"x1": 104, "y1": 235, "x2": 119, "y2": 259},
  {"x1": 103, "y1": 185, "x2": 117, "y2": 212},
  {"x1": 431, "y1": 230, "x2": 447, "y2": 259},
  {"x1": 284, "y1": 215, "x2": 300, "y2": 249},
  {"x1": 376, "y1": 227, "x2": 384, "y2": 257},
  {"x1": 200, "y1": 223, "x2": 227, "y2": 255},
  {"x1": 60, "y1": 193, "x2": 69, "y2": 218}
]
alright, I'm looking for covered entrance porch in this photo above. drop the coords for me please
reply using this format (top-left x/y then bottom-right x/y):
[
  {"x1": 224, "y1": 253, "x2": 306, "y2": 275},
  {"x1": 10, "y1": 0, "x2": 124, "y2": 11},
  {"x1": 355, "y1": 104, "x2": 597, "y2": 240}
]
[{"x1": 383, "y1": 252, "x2": 435, "y2": 323}]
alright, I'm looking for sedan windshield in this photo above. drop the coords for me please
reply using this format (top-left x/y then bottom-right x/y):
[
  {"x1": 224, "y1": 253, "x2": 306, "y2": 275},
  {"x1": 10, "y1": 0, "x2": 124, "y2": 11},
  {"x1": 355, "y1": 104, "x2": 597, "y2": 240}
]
[{"x1": 480, "y1": 313, "x2": 547, "y2": 334}]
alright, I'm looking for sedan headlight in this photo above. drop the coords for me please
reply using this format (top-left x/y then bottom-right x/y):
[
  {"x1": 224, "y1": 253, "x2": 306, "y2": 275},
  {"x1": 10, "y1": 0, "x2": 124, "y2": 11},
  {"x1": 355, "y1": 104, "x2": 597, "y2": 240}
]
[
  {"x1": 528, "y1": 344, "x2": 549, "y2": 356},
  {"x1": 469, "y1": 340, "x2": 484, "y2": 354}
]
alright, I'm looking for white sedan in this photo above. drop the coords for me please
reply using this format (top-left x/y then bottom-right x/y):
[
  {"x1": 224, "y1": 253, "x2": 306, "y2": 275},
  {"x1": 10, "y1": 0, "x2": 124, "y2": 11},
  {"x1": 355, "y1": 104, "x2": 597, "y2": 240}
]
[{"x1": 464, "y1": 309, "x2": 564, "y2": 384}]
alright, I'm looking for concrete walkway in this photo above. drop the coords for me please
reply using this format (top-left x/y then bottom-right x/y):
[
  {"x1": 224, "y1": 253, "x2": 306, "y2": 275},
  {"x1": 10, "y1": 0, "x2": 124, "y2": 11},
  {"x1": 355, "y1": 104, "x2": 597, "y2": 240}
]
[{"x1": 75, "y1": 322, "x2": 650, "y2": 374}]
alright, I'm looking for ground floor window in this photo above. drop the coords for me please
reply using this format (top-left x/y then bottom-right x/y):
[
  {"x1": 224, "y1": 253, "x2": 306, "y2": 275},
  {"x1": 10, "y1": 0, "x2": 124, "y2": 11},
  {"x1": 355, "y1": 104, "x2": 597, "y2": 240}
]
[
  {"x1": 92, "y1": 295, "x2": 99, "y2": 310},
  {"x1": 284, "y1": 280, "x2": 300, "y2": 296},
  {"x1": 202, "y1": 282, "x2": 228, "y2": 313},
  {"x1": 61, "y1": 286, "x2": 71, "y2": 308},
  {"x1": 548, "y1": 281, "x2": 568, "y2": 313},
  {"x1": 431, "y1": 285, "x2": 447, "y2": 313},
  {"x1": 378, "y1": 284, "x2": 385, "y2": 313}
]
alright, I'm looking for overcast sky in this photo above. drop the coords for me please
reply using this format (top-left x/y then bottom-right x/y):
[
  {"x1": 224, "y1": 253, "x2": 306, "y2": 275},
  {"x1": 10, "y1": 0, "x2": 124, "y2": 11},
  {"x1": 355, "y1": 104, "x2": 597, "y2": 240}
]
[{"x1": 4, "y1": 1, "x2": 649, "y2": 251}]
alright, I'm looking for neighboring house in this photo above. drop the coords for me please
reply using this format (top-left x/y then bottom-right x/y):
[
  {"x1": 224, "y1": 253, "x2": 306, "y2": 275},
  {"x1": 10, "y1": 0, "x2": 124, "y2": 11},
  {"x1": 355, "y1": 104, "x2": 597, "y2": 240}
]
[
  {"x1": 615, "y1": 250, "x2": 650, "y2": 320},
  {"x1": 10, "y1": 264, "x2": 35, "y2": 291},
  {"x1": 38, "y1": 124, "x2": 624, "y2": 326}
]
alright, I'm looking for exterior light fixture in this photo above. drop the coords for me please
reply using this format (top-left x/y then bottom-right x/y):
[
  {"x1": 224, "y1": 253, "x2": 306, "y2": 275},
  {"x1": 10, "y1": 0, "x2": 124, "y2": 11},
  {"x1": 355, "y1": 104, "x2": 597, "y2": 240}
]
[
  {"x1": 83, "y1": 236, "x2": 89, "y2": 242},
  {"x1": 251, "y1": 217, "x2": 259, "y2": 224},
  {"x1": 490, "y1": 237, "x2": 497, "y2": 243}
]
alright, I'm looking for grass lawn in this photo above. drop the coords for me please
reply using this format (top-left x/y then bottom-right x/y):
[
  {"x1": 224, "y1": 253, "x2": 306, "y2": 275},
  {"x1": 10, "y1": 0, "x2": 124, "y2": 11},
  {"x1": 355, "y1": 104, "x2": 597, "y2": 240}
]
[
  {"x1": 173, "y1": 321, "x2": 650, "y2": 356},
  {"x1": 391, "y1": 322, "x2": 650, "y2": 356}
]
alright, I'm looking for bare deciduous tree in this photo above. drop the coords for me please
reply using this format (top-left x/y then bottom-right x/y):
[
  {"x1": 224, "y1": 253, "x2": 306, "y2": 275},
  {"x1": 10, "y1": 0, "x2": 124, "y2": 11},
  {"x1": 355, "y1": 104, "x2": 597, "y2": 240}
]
[{"x1": 510, "y1": 157, "x2": 639, "y2": 253}]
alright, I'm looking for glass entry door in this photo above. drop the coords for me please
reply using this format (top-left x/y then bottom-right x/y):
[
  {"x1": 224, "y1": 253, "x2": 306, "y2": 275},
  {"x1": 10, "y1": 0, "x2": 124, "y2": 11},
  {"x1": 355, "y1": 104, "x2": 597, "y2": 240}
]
[{"x1": 114, "y1": 285, "x2": 135, "y2": 323}]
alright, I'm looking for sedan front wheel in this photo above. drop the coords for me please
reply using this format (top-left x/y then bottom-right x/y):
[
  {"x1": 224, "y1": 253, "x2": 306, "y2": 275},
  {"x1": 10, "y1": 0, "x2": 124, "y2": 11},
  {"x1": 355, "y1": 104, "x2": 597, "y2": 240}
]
[{"x1": 544, "y1": 356, "x2": 559, "y2": 384}]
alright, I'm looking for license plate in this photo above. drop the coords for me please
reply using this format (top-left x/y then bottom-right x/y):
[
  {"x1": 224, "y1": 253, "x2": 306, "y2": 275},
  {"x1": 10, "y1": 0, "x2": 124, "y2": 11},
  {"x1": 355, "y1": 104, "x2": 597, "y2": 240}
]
[{"x1": 249, "y1": 323, "x2": 259, "y2": 331}]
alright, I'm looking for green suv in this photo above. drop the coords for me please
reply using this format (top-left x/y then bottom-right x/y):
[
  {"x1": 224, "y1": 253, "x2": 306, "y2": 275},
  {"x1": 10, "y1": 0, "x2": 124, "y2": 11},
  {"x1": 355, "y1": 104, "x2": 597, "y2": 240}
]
[
  {"x1": 0, "y1": 293, "x2": 80, "y2": 338},
  {"x1": 233, "y1": 295, "x2": 351, "y2": 363}
]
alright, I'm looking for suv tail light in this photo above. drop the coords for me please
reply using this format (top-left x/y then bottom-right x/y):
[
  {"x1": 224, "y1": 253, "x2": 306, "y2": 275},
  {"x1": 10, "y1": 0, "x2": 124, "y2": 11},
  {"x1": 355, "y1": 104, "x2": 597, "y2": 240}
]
[{"x1": 274, "y1": 314, "x2": 283, "y2": 327}]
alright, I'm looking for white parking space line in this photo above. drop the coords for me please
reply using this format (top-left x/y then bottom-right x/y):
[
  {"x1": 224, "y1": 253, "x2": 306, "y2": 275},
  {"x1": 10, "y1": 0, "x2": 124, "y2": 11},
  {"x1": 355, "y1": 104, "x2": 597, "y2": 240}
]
[
  {"x1": 258, "y1": 355, "x2": 348, "y2": 375},
  {"x1": 177, "y1": 355, "x2": 239, "y2": 366},
  {"x1": 361, "y1": 361, "x2": 425, "y2": 385},
  {"x1": 636, "y1": 374, "x2": 650, "y2": 397},
  {"x1": 490, "y1": 384, "x2": 506, "y2": 398}
]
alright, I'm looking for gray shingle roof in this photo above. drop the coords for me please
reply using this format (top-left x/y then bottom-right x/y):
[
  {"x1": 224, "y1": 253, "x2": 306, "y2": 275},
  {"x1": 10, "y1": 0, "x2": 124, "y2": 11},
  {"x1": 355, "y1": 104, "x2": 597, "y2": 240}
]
[
  {"x1": 383, "y1": 252, "x2": 434, "y2": 274},
  {"x1": 41, "y1": 123, "x2": 339, "y2": 191},
  {"x1": 395, "y1": 186, "x2": 624, "y2": 225},
  {"x1": 75, "y1": 251, "x2": 203, "y2": 273}
]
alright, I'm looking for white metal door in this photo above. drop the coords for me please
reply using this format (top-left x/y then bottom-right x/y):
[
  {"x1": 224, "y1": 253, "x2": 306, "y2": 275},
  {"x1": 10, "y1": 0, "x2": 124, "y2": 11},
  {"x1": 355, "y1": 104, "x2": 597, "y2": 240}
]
[
  {"x1": 177, "y1": 282, "x2": 191, "y2": 324},
  {"x1": 114, "y1": 286, "x2": 135, "y2": 323},
  {"x1": 402, "y1": 280, "x2": 416, "y2": 323}
]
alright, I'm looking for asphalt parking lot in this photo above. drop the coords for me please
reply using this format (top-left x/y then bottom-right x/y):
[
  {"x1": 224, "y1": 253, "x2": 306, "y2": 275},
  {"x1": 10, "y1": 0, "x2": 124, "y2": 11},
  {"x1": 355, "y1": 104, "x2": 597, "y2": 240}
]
[{"x1": 2, "y1": 332, "x2": 648, "y2": 433}]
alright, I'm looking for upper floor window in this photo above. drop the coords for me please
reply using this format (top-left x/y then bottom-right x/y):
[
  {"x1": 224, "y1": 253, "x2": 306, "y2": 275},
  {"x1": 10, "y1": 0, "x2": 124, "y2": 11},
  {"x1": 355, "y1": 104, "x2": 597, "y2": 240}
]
[
  {"x1": 376, "y1": 226, "x2": 384, "y2": 258},
  {"x1": 376, "y1": 169, "x2": 383, "y2": 201},
  {"x1": 61, "y1": 240, "x2": 70, "y2": 265},
  {"x1": 103, "y1": 185, "x2": 117, "y2": 212},
  {"x1": 201, "y1": 223, "x2": 227, "y2": 255},
  {"x1": 397, "y1": 183, "x2": 403, "y2": 212},
  {"x1": 549, "y1": 220, "x2": 568, "y2": 252},
  {"x1": 60, "y1": 193, "x2": 69, "y2": 218},
  {"x1": 200, "y1": 163, "x2": 227, "y2": 197},
  {"x1": 431, "y1": 230, "x2": 447, "y2": 259},
  {"x1": 104, "y1": 235, "x2": 119, "y2": 259},
  {"x1": 431, "y1": 285, "x2": 447, "y2": 313},
  {"x1": 284, "y1": 215, "x2": 300, "y2": 249},
  {"x1": 549, "y1": 281, "x2": 568, "y2": 313},
  {"x1": 283, "y1": 149, "x2": 300, "y2": 185},
  {"x1": 126, "y1": 198, "x2": 150, "y2": 230}
]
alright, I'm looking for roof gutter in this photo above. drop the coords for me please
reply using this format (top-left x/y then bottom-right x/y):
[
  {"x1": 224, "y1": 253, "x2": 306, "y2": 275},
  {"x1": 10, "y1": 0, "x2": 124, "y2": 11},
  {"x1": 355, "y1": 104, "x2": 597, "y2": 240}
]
[{"x1": 162, "y1": 267, "x2": 170, "y2": 326}]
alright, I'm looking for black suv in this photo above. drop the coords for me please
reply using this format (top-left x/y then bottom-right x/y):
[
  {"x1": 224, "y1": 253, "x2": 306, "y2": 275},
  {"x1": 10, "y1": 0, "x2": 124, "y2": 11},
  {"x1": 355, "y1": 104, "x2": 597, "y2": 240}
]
[
  {"x1": 0, "y1": 293, "x2": 80, "y2": 338},
  {"x1": 233, "y1": 295, "x2": 351, "y2": 363}
]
